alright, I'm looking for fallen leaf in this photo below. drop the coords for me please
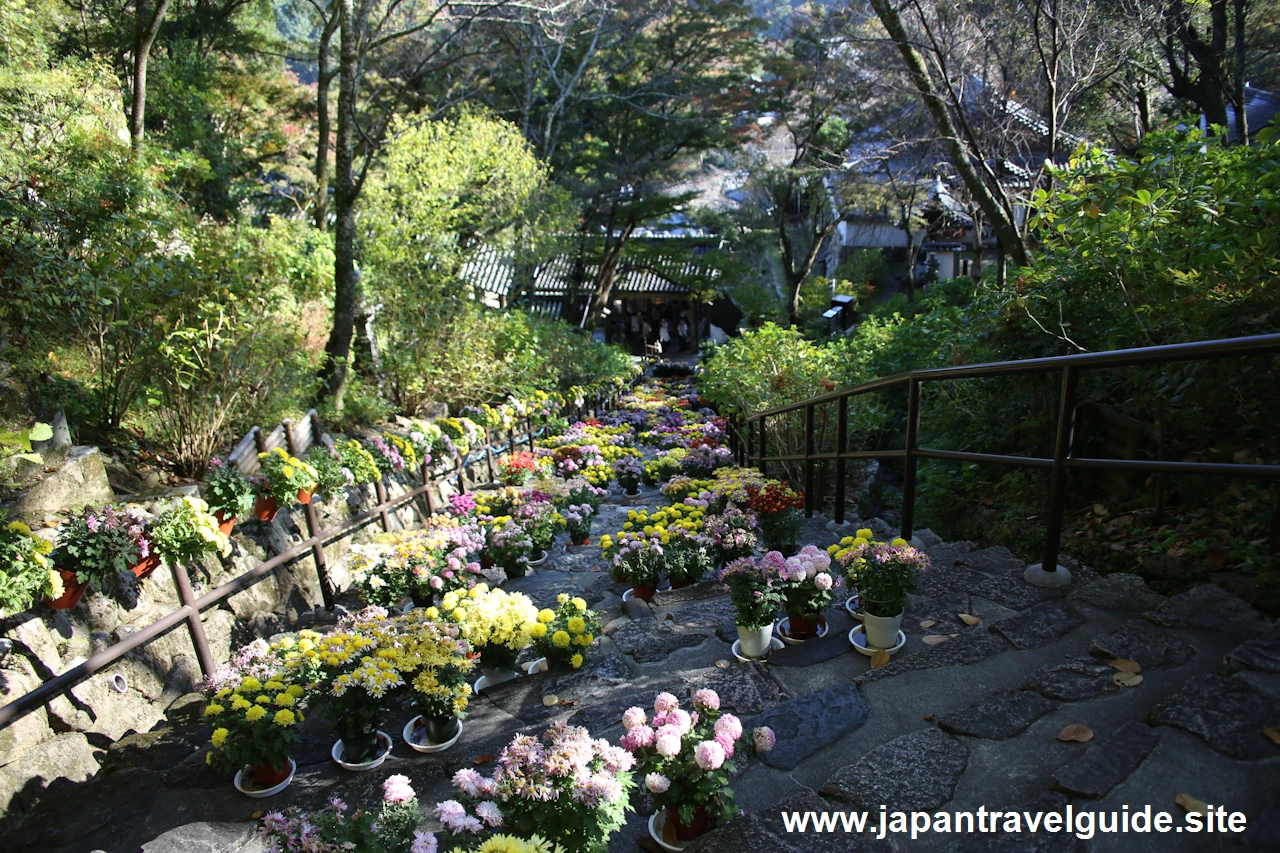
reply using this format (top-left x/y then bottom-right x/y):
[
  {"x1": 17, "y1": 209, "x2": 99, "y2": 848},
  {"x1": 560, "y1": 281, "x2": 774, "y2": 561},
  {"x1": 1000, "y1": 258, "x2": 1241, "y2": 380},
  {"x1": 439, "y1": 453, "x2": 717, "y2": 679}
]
[
  {"x1": 870, "y1": 649, "x2": 891, "y2": 668},
  {"x1": 919, "y1": 619, "x2": 937, "y2": 629},
  {"x1": 1113, "y1": 671, "x2": 1143, "y2": 687},
  {"x1": 1176, "y1": 793, "x2": 1208, "y2": 815},
  {"x1": 251, "y1": 810, "x2": 265, "y2": 820},
  {"x1": 1057, "y1": 724, "x2": 1095, "y2": 743},
  {"x1": 474, "y1": 755, "x2": 493, "y2": 765},
  {"x1": 715, "y1": 659, "x2": 731, "y2": 669},
  {"x1": 542, "y1": 694, "x2": 559, "y2": 707},
  {"x1": 958, "y1": 613, "x2": 981, "y2": 626},
  {"x1": 923, "y1": 714, "x2": 935, "y2": 722},
  {"x1": 922, "y1": 634, "x2": 953, "y2": 646},
  {"x1": 662, "y1": 818, "x2": 679, "y2": 845},
  {"x1": 558, "y1": 699, "x2": 578, "y2": 708},
  {"x1": 1108, "y1": 659, "x2": 1142, "y2": 674},
  {"x1": 1264, "y1": 727, "x2": 1280, "y2": 746},
  {"x1": 1093, "y1": 503, "x2": 1109, "y2": 516}
]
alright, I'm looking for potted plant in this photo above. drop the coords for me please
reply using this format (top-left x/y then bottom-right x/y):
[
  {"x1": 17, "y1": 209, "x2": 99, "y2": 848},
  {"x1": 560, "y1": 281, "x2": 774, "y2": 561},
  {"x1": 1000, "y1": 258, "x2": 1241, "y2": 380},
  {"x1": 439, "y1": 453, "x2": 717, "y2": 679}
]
[
  {"x1": 563, "y1": 478, "x2": 608, "y2": 513},
  {"x1": 253, "y1": 448, "x2": 319, "y2": 521},
  {"x1": 662, "y1": 530, "x2": 714, "y2": 589},
  {"x1": 439, "y1": 583, "x2": 537, "y2": 690},
  {"x1": 431, "y1": 722, "x2": 635, "y2": 853},
  {"x1": 718, "y1": 552, "x2": 787, "y2": 658},
  {"x1": 486, "y1": 520, "x2": 534, "y2": 579},
  {"x1": 396, "y1": 611, "x2": 475, "y2": 749},
  {"x1": 500, "y1": 450, "x2": 538, "y2": 486},
  {"x1": 748, "y1": 482, "x2": 805, "y2": 555},
  {"x1": 600, "y1": 531, "x2": 664, "y2": 602},
  {"x1": 515, "y1": 498, "x2": 561, "y2": 560},
  {"x1": 148, "y1": 496, "x2": 232, "y2": 575},
  {"x1": 857, "y1": 540, "x2": 931, "y2": 649},
  {"x1": 51, "y1": 505, "x2": 152, "y2": 605},
  {"x1": 828, "y1": 527, "x2": 876, "y2": 614},
  {"x1": 619, "y1": 690, "x2": 775, "y2": 844},
  {"x1": 562, "y1": 502, "x2": 594, "y2": 545},
  {"x1": 336, "y1": 439, "x2": 382, "y2": 485},
  {"x1": 363, "y1": 434, "x2": 406, "y2": 476},
  {"x1": 1, "y1": 515, "x2": 60, "y2": 617},
  {"x1": 203, "y1": 458, "x2": 255, "y2": 534},
  {"x1": 702, "y1": 507, "x2": 759, "y2": 565},
  {"x1": 306, "y1": 443, "x2": 355, "y2": 500},
  {"x1": 203, "y1": 672, "x2": 305, "y2": 795},
  {"x1": 678, "y1": 446, "x2": 732, "y2": 479},
  {"x1": 259, "y1": 774, "x2": 423, "y2": 847},
  {"x1": 530, "y1": 594, "x2": 599, "y2": 671},
  {"x1": 613, "y1": 455, "x2": 644, "y2": 495},
  {"x1": 311, "y1": 618, "x2": 406, "y2": 769},
  {"x1": 778, "y1": 545, "x2": 841, "y2": 641}
]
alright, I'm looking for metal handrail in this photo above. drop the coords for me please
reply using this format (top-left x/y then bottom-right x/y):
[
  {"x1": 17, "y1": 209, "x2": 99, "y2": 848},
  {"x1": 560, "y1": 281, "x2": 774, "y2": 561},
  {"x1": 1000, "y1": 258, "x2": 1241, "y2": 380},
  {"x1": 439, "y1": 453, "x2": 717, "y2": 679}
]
[
  {"x1": 0, "y1": 392, "x2": 617, "y2": 733},
  {"x1": 736, "y1": 332, "x2": 1280, "y2": 575}
]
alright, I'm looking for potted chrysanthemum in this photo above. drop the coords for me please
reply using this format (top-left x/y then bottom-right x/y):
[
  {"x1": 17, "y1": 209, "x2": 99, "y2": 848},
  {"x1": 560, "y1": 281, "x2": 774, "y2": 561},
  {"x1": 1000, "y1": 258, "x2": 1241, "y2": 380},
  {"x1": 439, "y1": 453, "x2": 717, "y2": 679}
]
[
  {"x1": 50, "y1": 505, "x2": 152, "y2": 606},
  {"x1": 486, "y1": 519, "x2": 534, "y2": 579},
  {"x1": 310, "y1": 615, "x2": 406, "y2": 769},
  {"x1": 395, "y1": 611, "x2": 474, "y2": 750},
  {"x1": 203, "y1": 458, "x2": 255, "y2": 534},
  {"x1": 599, "y1": 531, "x2": 664, "y2": 602},
  {"x1": 515, "y1": 499, "x2": 561, "y2": 562},
  {"x1": 613, "y1": 455, "x2": 644, "y2": 495},
  {"x1": 529, "y1": 593, "x2": 600, "y2": 672},
  {"x1": 259, "y1": 774, "x2": 424, "y2": 848},
  {"x1": 1, "y1": 515, "x2": 59, "y2": 617},
  {"x1": 747, "y1": 482, "x2": 805, "y2": 555},
  {"x1": 778, "y1": 545, "x2": 841, "y2": 641},
  {"x1": 439, "y1": 584, "x2": 537, "y2": 691},
  {"x1": 148, "y1": 496, "x2": 232, "y2": 576},
  {"x1": 718, "y1": 552, "x2": 786, "y2": 658},
  {"x1": 253, "y1": 448, "x2": 319, "y2": 521},
  {"x1": 203, "y1": 673, "x2": 306, "y2": 796},
  {"x1": 856, "y1": 540, "x2": 931, "y2": 649},
  {"x1": 702, "y1": 507, "x2": 758, "y2": 565},
  {"x1": 620, "y1": 690, "x2": 775, "y2": 844}
]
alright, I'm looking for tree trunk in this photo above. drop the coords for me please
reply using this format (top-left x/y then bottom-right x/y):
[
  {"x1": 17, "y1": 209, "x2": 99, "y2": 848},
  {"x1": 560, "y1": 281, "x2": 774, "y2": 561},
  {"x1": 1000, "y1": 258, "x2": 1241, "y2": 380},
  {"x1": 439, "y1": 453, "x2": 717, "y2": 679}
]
[
  {"x1": 129, "y1": 0, "x2": 170, "y2": 153},
  {"x1": 586, "y1": 221, "x2": 635, "y2": 327},
  {"x1": 319, "y1": 0, "x2": 359, "y2": 410},
  {"x1": 314, "y1": 11, "x2": 339, "y2": 229},
  {"x1": 1233, "y1": 0, "x2": 1248, "y2": 143},
  {"x1": 868, "y1": 0, "x2": 1030, "y2": 268}
]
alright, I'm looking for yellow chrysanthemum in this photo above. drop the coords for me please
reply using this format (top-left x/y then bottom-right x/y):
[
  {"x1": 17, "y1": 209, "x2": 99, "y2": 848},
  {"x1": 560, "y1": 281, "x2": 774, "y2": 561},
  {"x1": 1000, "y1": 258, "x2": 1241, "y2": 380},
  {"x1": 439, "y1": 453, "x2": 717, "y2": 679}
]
[
  {"x1": 230, "y1": 694, "x2": 251, "y2": 711},
  {"x1": 570, "y1": 654, "x2": 584, "y2": 669},
  {"x1": 537, "y1": 609, "x2": 556, "y2": 624},
  {"x1": 203, "y1": 702, "x2": 224, "y2": 717},
  {"x1": 239, "y1": 677, "x2": 262, "y2": 692},
  {"x1": 529, "y1": 622, "x2": 547, "y2": 639},
  {"x1": 552, "y1": 630, "x2": 571, "y2": 649},
  {"x1": 273, "y1": 692, "x2": 296, "y2": 707},
  {"x1": 210, "y1": 727, "x2": 229, "y2": 747},
  {"x1": 571, "y1": 597, "x2": 587, "y2": 612},
  {"x1": 557, "y1": 593, "x2": 570, "y2": 604},
  {"x1": 856, "y1": 528, "x2": 873, "y2": 540},
  {"x1": 567, "y1": 616, "x2": 586, "y2": 634},
  {"x1": 264, "y1": 680, "x2": 284, "y2": 691},
  {"x1": 891, "y1": 537, "x2": 909, "y2": 547},
  {"x1": 286, "y1": 684, "x2": 304, "y2": 698},
  {"x1": 255, "y1": 694, "x2": 272, "y2": 705},
  {"x1": 245, "y1": 705, "x2": 267, "y2": 722},
  {"x1": 273, "y1": 709, "x2": 297, "y2": 727}
]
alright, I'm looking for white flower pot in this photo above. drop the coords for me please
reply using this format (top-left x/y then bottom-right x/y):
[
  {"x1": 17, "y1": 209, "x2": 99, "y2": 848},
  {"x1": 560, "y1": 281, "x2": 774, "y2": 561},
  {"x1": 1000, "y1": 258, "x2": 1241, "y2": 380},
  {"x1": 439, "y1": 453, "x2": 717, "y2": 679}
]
[
  {"x1": 737, "y1": 623, "x2": 775, "y2": 658},
  {"x1": 863, "y1": 610, "x2": 905, "y2": 650}
]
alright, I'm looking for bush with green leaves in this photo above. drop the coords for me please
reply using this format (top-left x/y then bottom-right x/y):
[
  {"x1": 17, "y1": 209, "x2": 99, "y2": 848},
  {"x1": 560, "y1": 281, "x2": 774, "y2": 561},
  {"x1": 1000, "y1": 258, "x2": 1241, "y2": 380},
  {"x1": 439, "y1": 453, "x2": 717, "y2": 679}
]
[
  {"x1": 336, "y1": 440, "x2": 381, "y2": 485},
  {"x1": 148, "y1": 497, "x2": 232, "y2": 568},
  {"x1": 307, "y1": 444, "x2": 354, "y2": 499},
  {"x1": 203, "y1": 458, "x2": 256, "y2": 520},
  {"x1": 0, "y1": 515, "x2": 58, "y2": 616}
]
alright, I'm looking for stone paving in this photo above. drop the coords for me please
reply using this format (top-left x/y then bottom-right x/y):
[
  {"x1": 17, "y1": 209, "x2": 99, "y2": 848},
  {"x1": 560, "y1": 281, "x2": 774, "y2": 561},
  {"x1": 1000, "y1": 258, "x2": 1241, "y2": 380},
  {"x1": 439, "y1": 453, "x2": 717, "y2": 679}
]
[{"x1": 6, "y1": 478, "x2": 1280, "y2": 853}]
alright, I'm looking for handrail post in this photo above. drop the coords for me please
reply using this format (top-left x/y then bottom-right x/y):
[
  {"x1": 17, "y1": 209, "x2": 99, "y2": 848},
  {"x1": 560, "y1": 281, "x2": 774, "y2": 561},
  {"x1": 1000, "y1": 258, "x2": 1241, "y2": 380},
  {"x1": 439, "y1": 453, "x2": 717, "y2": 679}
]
[
  {"x1": 1040, "y1": 365, "x2": 1080, "y2": 575},
  {"x1": 745, "y1": 417, "x2": 753, "y2": 468},
  {"x1": 302, "y1": 501, "x2": 335, "y2": 610},
  {"x1": 282, "y1": 418, "x2": 297, "y2": 456},
  {"x1": 803, "y1": 403, "x2": 815, "y2": 517},
  {"x1": 835, "y1": 395, "x2": 849, "y2": 525},
  {"x1": 252, "y1": 425, "x2": 267, "y2": 455},
  {"x1": 375, "y1": 479, "x2": 391, "y2": 532},
  {"x1": 170, "y1": 561, "x2": 215, "y2": 676},
  {"x1": 901, "y1": 378, "x2": 922, "y2": 540},
  {"x1": 421, "y1": 460, "x2": 435, "y2": 516},
  {"x1": 758, "y1": 416, "x2": 767, "y2": 478},
  {"x1": 527, "y1": 416, "x2": 535, "y2": 452}
]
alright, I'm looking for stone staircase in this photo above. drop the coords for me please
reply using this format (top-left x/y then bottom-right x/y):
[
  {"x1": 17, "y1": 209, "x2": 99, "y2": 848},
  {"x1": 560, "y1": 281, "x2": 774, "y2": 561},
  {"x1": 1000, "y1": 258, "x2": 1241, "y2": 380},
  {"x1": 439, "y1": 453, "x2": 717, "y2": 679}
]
[{"x1": 6, "y1": 478, "x2": 1278, "y2": 853}]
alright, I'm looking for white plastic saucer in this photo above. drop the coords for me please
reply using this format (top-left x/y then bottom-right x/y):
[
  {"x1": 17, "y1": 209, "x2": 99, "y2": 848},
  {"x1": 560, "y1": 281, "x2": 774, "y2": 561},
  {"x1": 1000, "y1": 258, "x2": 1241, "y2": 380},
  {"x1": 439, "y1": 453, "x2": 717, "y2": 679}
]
[
  {"x1": 621, "y1": 585, "x2": 667, "y2": 604},
  {"x1": 845, "y1": 594, "x2": 864, "y2": 621},
  {"x1": 474, "y1": 670, "x2": 520, "y2": 694},
  {"x1": 775, "y1": 616, "x2": 829, "y2": 645},
  {"x1": 402, "y1": 716, "x2": 463, "y2": 753},
  {"x1": 730, "y1": 637, "x2": 784, "y2": 663},
  {"x1": 233, "y1": 758, "x2": 296, "y2": 797},
  {"x1": 331, "y1": 731, "x2": 392, "y2": 770},
  {"x1": 848, "y1": 625, "x2": 907, "y2": 656},
  {"x1": 648, "y1": 811, "x2": 686, "y2": 852},
  {"x1": 525, "y1": 656, "x2": 550, "y2": 674}
]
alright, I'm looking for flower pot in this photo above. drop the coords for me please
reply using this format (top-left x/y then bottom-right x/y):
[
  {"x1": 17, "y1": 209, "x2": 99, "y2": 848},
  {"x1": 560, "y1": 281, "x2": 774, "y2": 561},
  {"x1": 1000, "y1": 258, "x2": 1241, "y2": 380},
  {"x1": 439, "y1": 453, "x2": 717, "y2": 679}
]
[
  {"x1": 737, "y1": 623, "x2": 775, "y2": 658},
  {"x1": 234, "y1": 758, "x2": 296, "y2": 798},
  {"x1": 252, "y1": 495, "x2": 279, "y2": 522},
  {"x1": 403, "y1": 715, "x2": 463, "y2": 753},
  {"x1": 576, "y1": 538, "x2": 590, "y2": 546},
  {"x1": 213, "y1": 510, "x2": 236, "y2": 536},
  {"x1": 786, "y1": 611, "x2": 822, "y2": 640},
  {"x1": 528, "y1": 549, "x2": 547, "y2": 566},
  {"x1": 474, "y1": 664, "x2": 520, "y2": 693},
  {"x1": 624, "y1": 485, "x2": 641, "y2": 496},
  {"x1": 629, "y1": 584, "x2": 658, "y2": 603},
  {"x1": 665, "y1": 803, "x2": 710, "y2": 841},
  {"x1": 863, "y1": 609, "x2": 905, "y2": 649},
  {"x1": 296, "y1": 489, "x2": 313, "y2": 505},
  {"x1": 332, "y1": 730, "x2": 391, "y2": 770},
  {"x1": 129, "y1": 553, "x2": 161, "y2": 579},
  {"x1": 422, "y1": 714, "x2": 461, "y2": 745},
  {"x1": 480, "y1": 553, "x2": 495, "y2": 570},
  {"x1": 504, "y1": 561, "x2": 528, "y2": 579},
  {"x1": 47, "y1": 571, "x2": 88, "y2": 610}
]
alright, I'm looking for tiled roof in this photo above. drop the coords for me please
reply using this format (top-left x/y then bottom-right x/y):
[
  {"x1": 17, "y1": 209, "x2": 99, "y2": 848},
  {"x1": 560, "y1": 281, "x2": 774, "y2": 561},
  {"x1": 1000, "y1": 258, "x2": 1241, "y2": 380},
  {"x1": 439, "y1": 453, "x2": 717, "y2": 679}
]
[{"x1": 461, "y1": 246, "x2": 718, "y2": 298}]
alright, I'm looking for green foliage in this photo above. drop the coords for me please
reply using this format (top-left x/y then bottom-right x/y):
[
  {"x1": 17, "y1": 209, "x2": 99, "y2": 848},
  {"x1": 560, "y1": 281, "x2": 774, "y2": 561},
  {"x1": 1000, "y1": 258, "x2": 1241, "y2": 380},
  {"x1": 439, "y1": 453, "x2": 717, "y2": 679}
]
[
  {"x1": 307, "y1": 444, "x2": 353, "y2": 499},
  {"x1": 203, "y1": 459, "x2": 256, "y2": 520},
  {"x1": 0, "y1": 514, "x2": 57, "y2": 617},
  {"x1": 147, "y1": 497, "x2": 231, "y2": 568},
  {"x1": 0, "y1": 421, "x2": 51, "y2": 476},
  {"x1": 256, "y1": 447, "x2": 320, "y2": 504}
]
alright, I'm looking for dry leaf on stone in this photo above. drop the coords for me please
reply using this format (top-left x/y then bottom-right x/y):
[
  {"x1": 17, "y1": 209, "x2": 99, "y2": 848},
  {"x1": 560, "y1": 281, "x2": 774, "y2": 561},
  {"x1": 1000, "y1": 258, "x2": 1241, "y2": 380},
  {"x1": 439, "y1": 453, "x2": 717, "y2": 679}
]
[
  {"x1": 1176, "y1": 793, "x2": 1209, "y2": 815},
  {"x1": 1264, "y1": 727, "x2": 1280, "y2": 746},
  {"x1": 922, "y1": 634, "x2": 954, "y2": 645},
  {"x1": 959, "y1": 613, "x2": 981, "y2": 626},
  {"x1": 870, "y1": 649, "x2": 891, "y2": 669},
  {"x1": 919, "y1": 619, "x2": 937, "y2": 629},
  {"x1": 542, "y1": 694, "x2": 559, "y2": 707},
  {"x1": 474, "y1": 755, "x2": 493, "y2": 765},
  {"x1": 715, "y1": 659, "x2": 731, "y2": 669},
  {"x1": 251, "y1": 811, "x2": 264, "y2": 820},
  {"x1": 559, "y1": 699, "x2": 578, "y2": 708},
  {"x1": 1108, "y1": 659, "x2": 1142, "y2": 674},
  {"x1": 1057, "y1": 724, "x2": 1095, "y2": 743},
  {"x1": 923, "y1": 714, "x2": 935, "y2": 722},
  {"x1": 1113, "y1": 671, "x2": 1143, "y2": 687}
]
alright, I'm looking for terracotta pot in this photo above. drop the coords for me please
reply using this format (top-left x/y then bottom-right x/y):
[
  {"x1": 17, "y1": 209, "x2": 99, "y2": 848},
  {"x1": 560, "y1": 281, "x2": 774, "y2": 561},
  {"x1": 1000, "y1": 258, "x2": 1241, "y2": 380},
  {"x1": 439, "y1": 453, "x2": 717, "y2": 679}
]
[
  {"x1": 252, "y1": 495, "x2": 279, "y2": 522},
  {"x1": 576, "y1": 538, "x2": 590, "y2": 546},
  {"x1": 630, "y1": 584, "x2": 658, "y2": 603},
  {"x1": 787, "y1": 612, "x2": 822, "y2": 640},
  {"x1": 250, "y1": 760, "x2": 292, "y2": 788},
  {"x1": 213, "y1": 510, "x2": 236, "y2": 536},
  {"x1": 297, "y1": 489, "x2": 313, "y2": 505},
  {"x1": 129, "y1": 553, "x2": 161, "y2": 579},
  {"x1": 665, "y1": 803, "x2": 710, "y2": 841},
  {"x1": 670, "y1": 580, "x2": 693, "y2": 589},
  {"x1": 47, "y1": 571, "x2": 88, "y2": 610},
  {"x1": 480, "y1": 553, "x2": 495, "y2": 570}
]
